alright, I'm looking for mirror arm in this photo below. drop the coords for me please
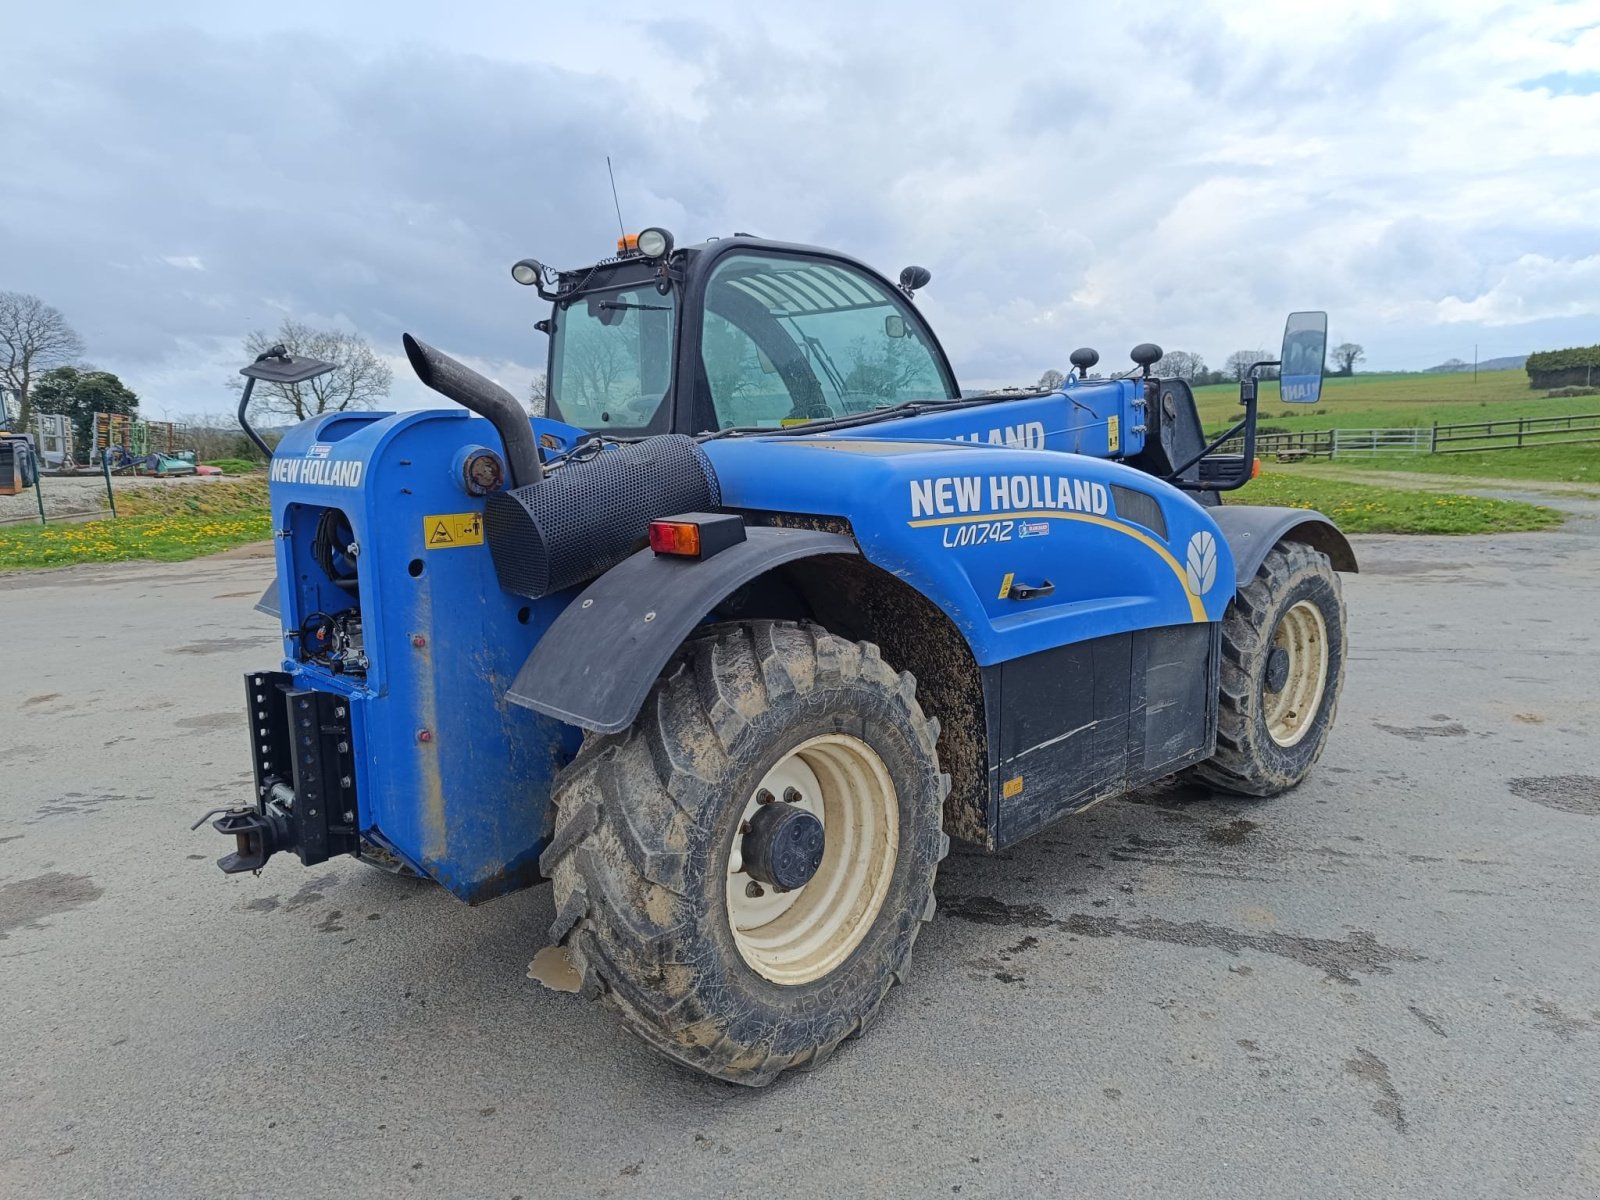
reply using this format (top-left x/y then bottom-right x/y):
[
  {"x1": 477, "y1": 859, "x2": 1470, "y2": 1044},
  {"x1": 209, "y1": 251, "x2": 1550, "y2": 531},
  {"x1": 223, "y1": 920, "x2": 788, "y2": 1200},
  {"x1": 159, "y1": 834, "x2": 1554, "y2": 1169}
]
[
  {"x1": 1166, "y1": 413, "x2": 1245, "y2": 482},
  {"x1": 236, "y1": 376, "x2": 273, "y2": 460},
  {"x1": 1165, "y1": 359, "x2": 1277, "y2": 489}
]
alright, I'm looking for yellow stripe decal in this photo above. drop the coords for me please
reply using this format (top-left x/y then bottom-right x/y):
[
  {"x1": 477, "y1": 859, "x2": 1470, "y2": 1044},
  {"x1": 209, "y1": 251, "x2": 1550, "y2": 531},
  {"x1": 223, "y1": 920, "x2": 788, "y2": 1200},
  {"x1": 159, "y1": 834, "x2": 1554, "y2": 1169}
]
[{"x1": 907, "y1": 510, "x2": 1206, "y2": 622}]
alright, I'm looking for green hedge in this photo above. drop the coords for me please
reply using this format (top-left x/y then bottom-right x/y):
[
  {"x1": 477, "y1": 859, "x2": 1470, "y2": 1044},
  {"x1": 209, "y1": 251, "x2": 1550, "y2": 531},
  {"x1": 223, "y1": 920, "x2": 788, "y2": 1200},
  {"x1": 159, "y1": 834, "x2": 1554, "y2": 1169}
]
[{"x1": 1527, "y1": 344, "x2": 1600, "y2": 389}]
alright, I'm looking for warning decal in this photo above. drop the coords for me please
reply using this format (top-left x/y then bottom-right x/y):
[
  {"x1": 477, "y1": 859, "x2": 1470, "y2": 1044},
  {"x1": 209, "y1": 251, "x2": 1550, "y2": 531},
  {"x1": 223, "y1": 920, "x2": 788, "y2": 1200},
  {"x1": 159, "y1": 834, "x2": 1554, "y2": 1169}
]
[{"x1": 424, "y1": 512, "x2": 484, "y2": 549}]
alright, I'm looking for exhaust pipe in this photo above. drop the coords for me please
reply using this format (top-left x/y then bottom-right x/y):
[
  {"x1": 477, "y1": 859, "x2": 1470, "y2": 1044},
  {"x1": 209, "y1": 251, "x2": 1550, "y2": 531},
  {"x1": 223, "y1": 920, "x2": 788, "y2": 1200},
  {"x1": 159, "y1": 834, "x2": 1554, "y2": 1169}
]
[{"x1": 403, "y1": 334, "x2": 542, "y2": 488}]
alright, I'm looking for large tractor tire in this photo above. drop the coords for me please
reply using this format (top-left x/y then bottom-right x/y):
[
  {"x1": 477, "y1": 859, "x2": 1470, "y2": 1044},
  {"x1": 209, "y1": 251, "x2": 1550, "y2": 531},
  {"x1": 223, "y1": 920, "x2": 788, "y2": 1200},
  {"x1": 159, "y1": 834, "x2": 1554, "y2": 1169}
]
[
  {"x1": 1188, "y1": 540, "x2": 1347, "y2": 797},
  {"x1": 541, "y1": 621, "x2": 949, "y2": 1086}
]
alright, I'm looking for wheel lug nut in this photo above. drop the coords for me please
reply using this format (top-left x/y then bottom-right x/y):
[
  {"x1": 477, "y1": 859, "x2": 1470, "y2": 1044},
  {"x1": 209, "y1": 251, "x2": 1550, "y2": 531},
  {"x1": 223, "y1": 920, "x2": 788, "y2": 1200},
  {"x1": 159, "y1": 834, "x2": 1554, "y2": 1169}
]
[
  {"x1": 782, "y1": 786, "x2": 802, "y2": 804},
  {"x1": 745, "y1": 881, "x2": 765, "y2": 899},
  {"x1": 740, "y1": 820, "x2": 751, "y2": 835},
  {"x1": 756, "y1": 789, "x2": 774, "y2": 805}
]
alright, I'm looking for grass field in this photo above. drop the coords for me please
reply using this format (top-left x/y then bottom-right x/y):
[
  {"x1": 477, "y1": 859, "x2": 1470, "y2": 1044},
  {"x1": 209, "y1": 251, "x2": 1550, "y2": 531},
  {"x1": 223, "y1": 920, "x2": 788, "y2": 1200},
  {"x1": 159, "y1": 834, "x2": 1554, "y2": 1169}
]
[
  {"x1": 1195, "y1": 368, "x2": 1600, "y2": 484},
  {"x1": 1195, "y1": 369, "x2": 1598, "y2": 431},
  {"x1": 0, "y1": 479, "x2": 270, "y2": 570},
  {"x1": 1300, "y1": 443, "x2": 1600, "y2": 487},
  {"x1": 1234, "y1": 471, "x2": 1563, "y2": 534},
  {"x1": 202, "y1": 458, "x2": 262, "y2": 475}
]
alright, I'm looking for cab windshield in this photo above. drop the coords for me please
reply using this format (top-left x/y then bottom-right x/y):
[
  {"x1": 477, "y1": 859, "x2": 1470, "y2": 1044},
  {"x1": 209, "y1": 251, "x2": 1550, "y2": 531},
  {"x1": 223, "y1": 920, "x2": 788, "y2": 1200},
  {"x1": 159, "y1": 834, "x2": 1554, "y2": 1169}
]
[
  {"x1": 700, "y1": 253, "x2": 956, "y2": 430},
  {"x1": 547, "y1": 283, "x2": 676, "y2": 434}
]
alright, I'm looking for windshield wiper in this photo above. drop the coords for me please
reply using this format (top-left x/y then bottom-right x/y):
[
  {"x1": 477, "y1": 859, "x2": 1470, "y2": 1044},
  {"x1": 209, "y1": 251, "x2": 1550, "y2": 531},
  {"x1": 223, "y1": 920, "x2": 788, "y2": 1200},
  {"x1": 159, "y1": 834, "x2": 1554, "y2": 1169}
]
[{"x1": 598, "y1": 301, "x2": 671, "y2": 312}]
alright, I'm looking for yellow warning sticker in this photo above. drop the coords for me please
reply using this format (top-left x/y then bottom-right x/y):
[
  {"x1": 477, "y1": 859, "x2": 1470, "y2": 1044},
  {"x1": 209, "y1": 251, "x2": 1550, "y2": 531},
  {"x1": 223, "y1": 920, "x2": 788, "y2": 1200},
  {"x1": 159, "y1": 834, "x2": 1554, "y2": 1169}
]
[
  {"x1": 779, "y1": 418, "x2": 813, "y2": 428},
  {"x1": 1107, "y1": 414, "x2": 1120, "y2": 453},
  {"x1": 424, "y1": 512, "x2": 484, "y2": 549},
  {"x1": 998, "y1": 571, "x2": 1015, "y2": 599},
  {"x1": 1002, "y1": 775, "x2": 1024, "y2": 799}
]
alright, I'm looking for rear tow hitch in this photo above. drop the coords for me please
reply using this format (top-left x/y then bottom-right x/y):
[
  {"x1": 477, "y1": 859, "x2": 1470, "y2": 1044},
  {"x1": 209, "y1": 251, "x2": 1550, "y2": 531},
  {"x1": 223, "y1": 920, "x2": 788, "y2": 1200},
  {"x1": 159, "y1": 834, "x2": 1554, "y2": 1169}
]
[
  {"x1": 193, "y1": 800, "x2": 294, "y2": 874},
  {"x1": 193, "y1": 672, "x2": 363, "y2": 875}
]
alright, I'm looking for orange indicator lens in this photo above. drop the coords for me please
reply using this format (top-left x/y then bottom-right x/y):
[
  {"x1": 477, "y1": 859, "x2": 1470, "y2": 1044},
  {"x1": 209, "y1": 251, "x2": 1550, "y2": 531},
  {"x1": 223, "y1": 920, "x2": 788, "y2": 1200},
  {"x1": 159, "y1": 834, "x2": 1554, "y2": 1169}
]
[{"x1": 648, "y1": 521, "x2": 702, "y2": 557}]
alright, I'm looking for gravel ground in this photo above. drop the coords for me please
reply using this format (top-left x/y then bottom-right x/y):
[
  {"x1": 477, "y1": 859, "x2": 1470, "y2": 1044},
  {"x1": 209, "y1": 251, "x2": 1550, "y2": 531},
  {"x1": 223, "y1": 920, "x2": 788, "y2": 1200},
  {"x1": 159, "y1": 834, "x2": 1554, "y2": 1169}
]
[{"x1": 2, "y1": 512, "x2": 1598, "y2": 1199}]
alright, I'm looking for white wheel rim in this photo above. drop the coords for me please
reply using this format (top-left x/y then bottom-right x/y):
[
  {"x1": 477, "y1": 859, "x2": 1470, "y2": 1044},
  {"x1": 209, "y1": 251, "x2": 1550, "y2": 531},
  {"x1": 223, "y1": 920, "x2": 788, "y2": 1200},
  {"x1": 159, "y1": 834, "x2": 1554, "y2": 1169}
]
[
  {"x1": 1264, "y1": 599, "x2": 1329, "y2": 748},
  {"x1": 725, "y1": 734, "x2": 899, "y2": 986}
]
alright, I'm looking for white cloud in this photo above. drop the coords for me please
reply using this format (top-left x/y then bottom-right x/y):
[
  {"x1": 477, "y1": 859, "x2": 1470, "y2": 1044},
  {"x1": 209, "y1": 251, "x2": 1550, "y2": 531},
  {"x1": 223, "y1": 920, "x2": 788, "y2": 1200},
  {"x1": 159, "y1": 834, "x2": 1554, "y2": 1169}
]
[
  {"x1": 1437, "y1": 254, "x2": 1600, "y2": 325},
  {"x1": 3, "y1": 0, "x2": 1599, "y2": 414}
]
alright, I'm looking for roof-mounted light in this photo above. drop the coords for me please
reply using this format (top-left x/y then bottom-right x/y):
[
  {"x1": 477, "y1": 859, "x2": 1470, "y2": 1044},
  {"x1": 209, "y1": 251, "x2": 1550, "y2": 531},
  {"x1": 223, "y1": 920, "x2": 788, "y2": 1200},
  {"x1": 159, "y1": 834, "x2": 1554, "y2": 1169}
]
[
  {"x1": 637, "y1": 227, "x2": 674, "y2": 259},
  {"x1": 511, "y1": 258, "x2": 544, "y2": 286}
]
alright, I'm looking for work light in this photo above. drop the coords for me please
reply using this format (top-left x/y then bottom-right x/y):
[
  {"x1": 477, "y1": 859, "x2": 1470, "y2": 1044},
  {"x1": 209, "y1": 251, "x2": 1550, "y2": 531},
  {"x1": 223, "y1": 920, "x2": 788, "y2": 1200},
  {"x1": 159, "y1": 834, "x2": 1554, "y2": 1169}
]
[
  {"x1": 637, "y1": 227, "x2": 674, "y2": 259},
  {"x1": 511, "y1": 258, "x2": 544, "y2": 286}
]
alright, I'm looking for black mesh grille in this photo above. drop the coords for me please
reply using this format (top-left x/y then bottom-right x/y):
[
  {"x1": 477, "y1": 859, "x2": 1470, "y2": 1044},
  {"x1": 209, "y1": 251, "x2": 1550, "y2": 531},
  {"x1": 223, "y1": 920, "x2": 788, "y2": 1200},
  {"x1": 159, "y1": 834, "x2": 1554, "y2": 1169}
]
[
  {"x1": 486, "y1": 435, "x2": 720, "y2": 598},
  {"x1": 1110, "y1": 484, "x2": 1167, "y2": 539}
]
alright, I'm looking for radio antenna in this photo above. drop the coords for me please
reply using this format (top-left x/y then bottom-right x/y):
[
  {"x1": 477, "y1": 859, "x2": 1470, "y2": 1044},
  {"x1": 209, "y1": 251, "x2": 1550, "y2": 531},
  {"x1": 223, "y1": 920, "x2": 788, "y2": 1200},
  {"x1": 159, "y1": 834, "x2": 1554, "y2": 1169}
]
[{"x1": 606, "y1": 156, "x2": 626, "y2": 238}]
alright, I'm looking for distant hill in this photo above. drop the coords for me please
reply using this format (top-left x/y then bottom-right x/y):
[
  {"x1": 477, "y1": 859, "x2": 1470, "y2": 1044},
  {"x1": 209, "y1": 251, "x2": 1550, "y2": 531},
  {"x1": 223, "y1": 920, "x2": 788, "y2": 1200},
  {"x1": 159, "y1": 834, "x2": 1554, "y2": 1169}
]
[{"x1": 1423, "y1": 355, "x2": 1526, "y2": 373}]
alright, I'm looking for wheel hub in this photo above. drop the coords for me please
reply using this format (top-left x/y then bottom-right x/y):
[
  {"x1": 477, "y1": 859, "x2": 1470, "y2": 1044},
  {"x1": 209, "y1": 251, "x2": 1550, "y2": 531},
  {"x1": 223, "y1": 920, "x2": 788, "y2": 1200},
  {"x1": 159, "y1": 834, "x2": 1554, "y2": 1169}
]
[
  {"x1": 725, "y1": 733, "x2": 901, "y2": 986},
  {"x1": 1263, "y1": 599, "x2": 1330, "y2": 748},
  {"x1": 1264, "y1": 646, "x2": 1290, "y2": 693},
  {"x1": 741, "y1": 801, "x2": 825, "y2": 892}
]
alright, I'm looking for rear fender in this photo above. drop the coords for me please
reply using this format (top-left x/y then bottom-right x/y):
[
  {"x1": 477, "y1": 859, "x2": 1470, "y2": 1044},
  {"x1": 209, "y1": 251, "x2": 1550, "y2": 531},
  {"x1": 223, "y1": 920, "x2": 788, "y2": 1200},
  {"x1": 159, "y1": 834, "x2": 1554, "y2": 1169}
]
[
  {"x1": 1210, "y1": 505, "x2": 1358, "y2": 585},
  {"x1": 507, "y1": 528, "x2": 859, "y2": 732}
]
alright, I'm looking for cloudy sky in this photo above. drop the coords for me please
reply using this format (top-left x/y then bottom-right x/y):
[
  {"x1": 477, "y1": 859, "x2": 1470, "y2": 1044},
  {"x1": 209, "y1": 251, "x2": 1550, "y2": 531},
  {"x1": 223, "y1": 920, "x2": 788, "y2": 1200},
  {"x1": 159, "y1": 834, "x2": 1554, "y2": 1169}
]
[{"x1": 3, "y1": 0, "x2": 1598, "y2": 417}]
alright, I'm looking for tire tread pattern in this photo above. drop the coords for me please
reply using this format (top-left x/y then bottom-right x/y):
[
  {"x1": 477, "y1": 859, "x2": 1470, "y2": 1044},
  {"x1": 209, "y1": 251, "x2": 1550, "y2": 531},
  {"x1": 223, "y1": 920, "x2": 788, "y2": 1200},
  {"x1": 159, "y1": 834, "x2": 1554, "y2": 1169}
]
[
  {"x1": 539, "y1": 620, "x2": 947, "y2": 1086},
  {"x1": 1188, "y1": 540, "x2": 1347, "y2": 797}
]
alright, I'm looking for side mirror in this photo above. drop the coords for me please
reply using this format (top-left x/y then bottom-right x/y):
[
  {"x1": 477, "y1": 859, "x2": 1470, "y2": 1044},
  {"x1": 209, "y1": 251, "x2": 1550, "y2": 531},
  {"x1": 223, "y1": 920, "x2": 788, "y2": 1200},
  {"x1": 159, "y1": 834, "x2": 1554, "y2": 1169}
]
[
  {"x1": 899, "y1": 265, "x2": 932, "y2": 295},
  {"x1": 884, "y1": 314, "x2": 906, "y2": 339},
  {"x1": 1279, "y1": 311, "x2": 1328, "y2": 404}
]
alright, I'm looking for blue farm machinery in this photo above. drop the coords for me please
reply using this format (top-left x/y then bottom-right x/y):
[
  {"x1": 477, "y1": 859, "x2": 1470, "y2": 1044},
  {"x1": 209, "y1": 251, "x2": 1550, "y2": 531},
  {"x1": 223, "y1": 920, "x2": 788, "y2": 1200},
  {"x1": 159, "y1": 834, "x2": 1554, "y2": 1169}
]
[{"x1": 204, "y1": 229, "x2": 1354, "y2": 1085}]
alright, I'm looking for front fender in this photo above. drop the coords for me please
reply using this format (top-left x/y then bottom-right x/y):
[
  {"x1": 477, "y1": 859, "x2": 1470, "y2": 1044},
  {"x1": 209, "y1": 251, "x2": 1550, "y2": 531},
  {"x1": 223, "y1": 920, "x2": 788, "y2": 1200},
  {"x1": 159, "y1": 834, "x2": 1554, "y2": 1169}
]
[
  {"x1": 507, "y1": 528, "x2": 859, "y2": 733},
  {"x1": 1210, "y1": 505, "x2": 1359, "y2": 585}
]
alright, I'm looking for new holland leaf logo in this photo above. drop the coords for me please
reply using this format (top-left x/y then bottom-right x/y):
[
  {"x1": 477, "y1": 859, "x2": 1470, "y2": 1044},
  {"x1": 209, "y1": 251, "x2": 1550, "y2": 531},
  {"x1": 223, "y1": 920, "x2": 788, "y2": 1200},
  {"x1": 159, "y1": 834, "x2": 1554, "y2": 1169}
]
[{"x1": 1185, "y1": 531, "x2": 1218, "y2": 595}]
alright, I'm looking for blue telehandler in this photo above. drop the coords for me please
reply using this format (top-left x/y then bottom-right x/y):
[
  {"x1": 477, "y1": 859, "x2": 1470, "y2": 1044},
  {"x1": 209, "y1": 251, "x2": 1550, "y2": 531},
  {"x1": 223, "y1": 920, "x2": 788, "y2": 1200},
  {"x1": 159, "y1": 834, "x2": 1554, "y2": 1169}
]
[{"x1": 209, "y1": 228, "x2": 1355, "y2": 1085}]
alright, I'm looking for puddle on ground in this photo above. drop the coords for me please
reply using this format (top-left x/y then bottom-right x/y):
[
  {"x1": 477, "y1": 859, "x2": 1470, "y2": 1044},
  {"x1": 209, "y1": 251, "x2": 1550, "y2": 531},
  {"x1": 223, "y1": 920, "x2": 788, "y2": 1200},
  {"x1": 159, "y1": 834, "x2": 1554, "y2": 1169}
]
[
  {"x1": 940, "y1": 895, "x2": 1422, "y2": 985},
  {"x1": 1204, "y1": 819, "x2": 1259, "y2": 846},
  {"x1": 0, "y1": 872, "x2": 103, "y2": 940},
  {"x1": 1345, "y1": 1046, "x2": 1408, "y2": 1133},
  {"x1": 1374, "y1": 720, "x2": 1468, "y2": 741},
  {"x1": 175, "y1": 712, "x2": 242, "y2": 731},
  {"x1": 1507, "y1": 776, "x2": 1600, "y2": 816},
  {"x1": 171, "y1": 636, "x2": 270, "y2": 656}
]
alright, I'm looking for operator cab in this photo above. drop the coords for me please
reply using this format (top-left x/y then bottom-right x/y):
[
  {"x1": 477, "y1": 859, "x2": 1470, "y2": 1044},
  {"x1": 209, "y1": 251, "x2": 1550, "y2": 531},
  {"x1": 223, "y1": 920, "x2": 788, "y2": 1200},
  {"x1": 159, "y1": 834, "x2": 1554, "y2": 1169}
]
[{"x1": 518, "y1": 234, "x2": 960, "y2": 438}]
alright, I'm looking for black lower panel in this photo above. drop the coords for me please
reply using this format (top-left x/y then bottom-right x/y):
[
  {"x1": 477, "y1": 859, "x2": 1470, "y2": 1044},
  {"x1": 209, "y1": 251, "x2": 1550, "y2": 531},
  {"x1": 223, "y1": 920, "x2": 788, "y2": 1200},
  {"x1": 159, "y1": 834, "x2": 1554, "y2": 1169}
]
[{"x1": 990, "y1": 624, "x2": 1218, "y2": 847}]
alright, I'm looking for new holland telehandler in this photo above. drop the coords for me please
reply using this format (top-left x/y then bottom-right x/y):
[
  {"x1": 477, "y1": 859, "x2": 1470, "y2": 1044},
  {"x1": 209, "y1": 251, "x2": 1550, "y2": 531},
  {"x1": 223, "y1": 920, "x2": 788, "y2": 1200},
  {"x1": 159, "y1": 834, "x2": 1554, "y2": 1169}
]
[{"x1": 207, "y1": 228, "x2": 1354, "y2": 1084}]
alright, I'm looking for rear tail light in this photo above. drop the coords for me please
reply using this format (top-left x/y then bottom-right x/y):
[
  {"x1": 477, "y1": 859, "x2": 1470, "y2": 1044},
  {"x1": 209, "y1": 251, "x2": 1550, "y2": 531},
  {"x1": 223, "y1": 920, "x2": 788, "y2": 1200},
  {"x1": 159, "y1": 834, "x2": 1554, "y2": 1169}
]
[
  {"x1": 649, "y1": 520, "x2": 702, "y2": 557},
  {"x1": 647, "y1": 513, "x2": 747, "y2": 560}
]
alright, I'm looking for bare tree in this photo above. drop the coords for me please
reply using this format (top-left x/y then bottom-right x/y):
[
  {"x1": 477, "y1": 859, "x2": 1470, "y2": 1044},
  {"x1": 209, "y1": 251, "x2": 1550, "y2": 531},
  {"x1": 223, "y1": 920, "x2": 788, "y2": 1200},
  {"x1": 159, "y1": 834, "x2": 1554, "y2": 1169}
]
[
  {"x1": 527, "y1": 371, "x2": 548, "y2": 416},
  {"x1": 235, "y1": 319, "x2": 393, "y2": 422},
  {"x1": 1331, "y1": 342, "x2": 1365, "y2": 376},
  {"x1": 1224, "y1": 349, "x2": 1271, "y2": 382},
  {"x1": 1036, "y1": 368, "x2": 1066, "y2": 391},
  {"x1": 1156, "y1": 350, "x2": 1206, "y2": 381},
  {"x1": 0, "y1": 292, "x2": 85, "y2": 429},
  {"x1": 170, "y1": 413, "x2": 266, "y2": 463}
]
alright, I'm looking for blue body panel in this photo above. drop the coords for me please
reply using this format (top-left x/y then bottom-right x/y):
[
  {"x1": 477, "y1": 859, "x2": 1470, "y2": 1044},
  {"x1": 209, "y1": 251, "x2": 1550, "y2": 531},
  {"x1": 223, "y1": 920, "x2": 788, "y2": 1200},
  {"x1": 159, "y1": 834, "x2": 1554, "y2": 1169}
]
[
  {"x1": 701, "y1": 394, "x2": 1233, "y2": 666},
  {"x1": 266, "y1": 410, "x2": 582, "y2": 902},
  {"x1": 259, "y1": 382, "x2": 1232, "y2": 897},
  {"x1": 872, "y1": 378, "x2": 1147, "y2": 461}
]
